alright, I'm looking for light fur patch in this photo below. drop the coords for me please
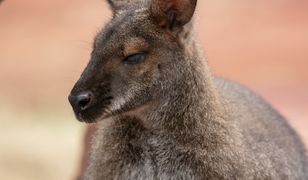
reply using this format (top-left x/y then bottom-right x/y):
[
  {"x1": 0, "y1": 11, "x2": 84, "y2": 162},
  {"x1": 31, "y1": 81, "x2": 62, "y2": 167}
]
[{"x1": 109, "y1": 89, "x2": 134, "y2": 113}]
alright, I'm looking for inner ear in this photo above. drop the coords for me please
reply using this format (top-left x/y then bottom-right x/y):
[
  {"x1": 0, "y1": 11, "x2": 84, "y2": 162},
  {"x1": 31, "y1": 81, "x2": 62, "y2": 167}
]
[
  {"x1": 150, "y1": 0, "x2": 197, "y2": 30},
  {"x1": 167, "y1": 10, "x2": 177, "y2": 30}
]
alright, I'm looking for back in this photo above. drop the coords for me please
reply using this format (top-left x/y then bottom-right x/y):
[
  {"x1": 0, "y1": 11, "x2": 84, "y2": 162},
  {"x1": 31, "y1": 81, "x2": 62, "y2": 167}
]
[{"x1": 214, "y1": 77, "x2": 308, "y2": 178}]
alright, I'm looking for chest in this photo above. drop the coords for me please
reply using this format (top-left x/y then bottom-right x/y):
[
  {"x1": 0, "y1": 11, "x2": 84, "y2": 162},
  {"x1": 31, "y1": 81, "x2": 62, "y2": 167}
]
[{"x1": 87, "y1": 134, "x2": 206, "y2": 180}]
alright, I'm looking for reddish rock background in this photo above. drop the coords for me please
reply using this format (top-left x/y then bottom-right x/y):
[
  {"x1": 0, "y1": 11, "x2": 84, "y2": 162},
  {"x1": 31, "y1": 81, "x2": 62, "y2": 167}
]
[{"x1": 0, "y1": 0, "x2": 307, "y2": 179}]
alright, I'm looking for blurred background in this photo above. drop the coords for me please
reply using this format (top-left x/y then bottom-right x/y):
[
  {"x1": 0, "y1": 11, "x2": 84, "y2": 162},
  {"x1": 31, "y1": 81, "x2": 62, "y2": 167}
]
[{"x1": 0, "y1": 0, "x2": 307, "y2": 179}]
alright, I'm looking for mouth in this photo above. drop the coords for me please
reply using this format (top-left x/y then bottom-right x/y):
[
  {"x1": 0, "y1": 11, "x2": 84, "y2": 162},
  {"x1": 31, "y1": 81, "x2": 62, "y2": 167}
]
[
  {"x1": 73, "y1": 96, "x2": 113, "y2": 123},
  {"x1": 76, "y1": 111, "x2": 111, "y2": 123}
]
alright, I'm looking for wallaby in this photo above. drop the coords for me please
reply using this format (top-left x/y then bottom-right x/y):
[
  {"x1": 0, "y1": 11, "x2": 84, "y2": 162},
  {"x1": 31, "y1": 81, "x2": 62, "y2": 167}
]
[{"x1": 68, "y1": 0, "x2": 308, "y2": 179}]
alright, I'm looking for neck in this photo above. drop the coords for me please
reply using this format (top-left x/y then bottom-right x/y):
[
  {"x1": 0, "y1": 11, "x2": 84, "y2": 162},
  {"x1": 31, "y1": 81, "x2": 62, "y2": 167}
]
[{"x1": 144, "y1": 38, "x2": 229, "y2": 146}]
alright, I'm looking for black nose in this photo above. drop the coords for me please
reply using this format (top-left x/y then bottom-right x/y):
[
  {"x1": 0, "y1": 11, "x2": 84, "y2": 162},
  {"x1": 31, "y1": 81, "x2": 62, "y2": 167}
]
[{"x1": 68, "y1": 92, "x2": 93, "y2": 112}]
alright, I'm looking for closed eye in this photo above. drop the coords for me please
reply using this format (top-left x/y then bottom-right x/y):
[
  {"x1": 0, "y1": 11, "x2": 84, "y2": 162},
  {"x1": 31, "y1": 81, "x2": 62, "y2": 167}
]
[{"x1": 123, "y1": 53, "x2": 146, "y2": 65}]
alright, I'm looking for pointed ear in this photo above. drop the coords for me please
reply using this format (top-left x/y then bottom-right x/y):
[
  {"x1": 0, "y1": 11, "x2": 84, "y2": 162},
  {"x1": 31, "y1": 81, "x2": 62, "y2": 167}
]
[
  {"x1": 150, "y1": 0, "x2": 197, "y2": 30},
  {"x1": 107, "y1": 0, "x2": 132, "y2": 11}
]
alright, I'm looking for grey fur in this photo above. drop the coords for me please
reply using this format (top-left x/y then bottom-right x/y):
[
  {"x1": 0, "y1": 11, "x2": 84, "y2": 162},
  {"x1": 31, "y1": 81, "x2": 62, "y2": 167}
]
[{"x1": 69, "y1": 0, "x2": 308, "y2": 179}]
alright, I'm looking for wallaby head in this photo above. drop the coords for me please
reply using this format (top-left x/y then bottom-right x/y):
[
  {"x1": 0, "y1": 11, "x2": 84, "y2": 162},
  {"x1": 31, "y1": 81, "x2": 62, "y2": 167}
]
[
  {"x1": 68, "y1": 1, "x2": 308, "y2": 179},
  {"x1": 69, "y1": 0, "x2": 198, "y2": 123}
]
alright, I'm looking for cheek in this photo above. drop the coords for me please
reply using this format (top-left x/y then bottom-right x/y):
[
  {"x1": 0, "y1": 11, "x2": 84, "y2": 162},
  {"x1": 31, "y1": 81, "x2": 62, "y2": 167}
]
[
  {"x1": 136, "y1": 58, "x2": 160, "y2": 78},
  {"x1": 136, "y1": 62, "x2": 152, "y2": 75},
  {"x1": 118, "y1": 61, "x2": 156, "y2": 81},
  {"x1": 112, "y1": 58, "x2": 160, "y2": 91}
]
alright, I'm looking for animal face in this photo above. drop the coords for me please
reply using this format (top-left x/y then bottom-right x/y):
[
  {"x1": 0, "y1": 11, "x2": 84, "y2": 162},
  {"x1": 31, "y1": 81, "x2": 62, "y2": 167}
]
[{"x1": 69, "y1": 0, "x2": 197, "y2": 123}]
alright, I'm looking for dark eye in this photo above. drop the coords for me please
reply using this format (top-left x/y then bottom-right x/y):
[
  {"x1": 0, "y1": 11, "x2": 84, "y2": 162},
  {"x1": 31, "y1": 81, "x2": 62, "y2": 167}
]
[{"x1": 123, "y1": 53, "x2": 146, "y2": 65}]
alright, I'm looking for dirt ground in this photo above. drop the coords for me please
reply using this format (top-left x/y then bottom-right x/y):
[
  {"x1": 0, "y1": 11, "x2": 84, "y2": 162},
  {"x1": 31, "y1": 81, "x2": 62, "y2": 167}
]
[{"x1": 0, "y1": 0, "x2": 307, "y2": 180}]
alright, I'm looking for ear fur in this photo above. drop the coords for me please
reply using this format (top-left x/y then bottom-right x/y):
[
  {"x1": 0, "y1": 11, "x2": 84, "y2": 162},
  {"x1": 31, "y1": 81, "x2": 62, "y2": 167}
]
[
  {"x1": 107, "y1": 0, "x2": 133, "y2": 11},
  {"x1": 150, "y1": 0, "x2": 197, "y2": 30}
]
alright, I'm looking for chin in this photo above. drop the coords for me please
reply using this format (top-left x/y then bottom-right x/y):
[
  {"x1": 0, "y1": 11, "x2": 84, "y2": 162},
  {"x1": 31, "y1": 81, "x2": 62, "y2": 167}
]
[{"x1": 76, "y1": 110, "x2": 112, "y2": 124}]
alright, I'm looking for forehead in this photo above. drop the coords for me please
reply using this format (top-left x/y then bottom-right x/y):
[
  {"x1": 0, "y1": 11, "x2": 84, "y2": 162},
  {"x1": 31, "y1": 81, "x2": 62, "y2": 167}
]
[{"x1": 93, "y1": 5, "x2": 153, "y2": 52}]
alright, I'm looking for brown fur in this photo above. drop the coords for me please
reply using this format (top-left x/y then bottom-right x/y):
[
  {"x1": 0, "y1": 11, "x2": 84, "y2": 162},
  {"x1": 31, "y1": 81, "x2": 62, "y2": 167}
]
[{"x1": 69, "y1": 0, "x2": 308, "y2": 179}]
